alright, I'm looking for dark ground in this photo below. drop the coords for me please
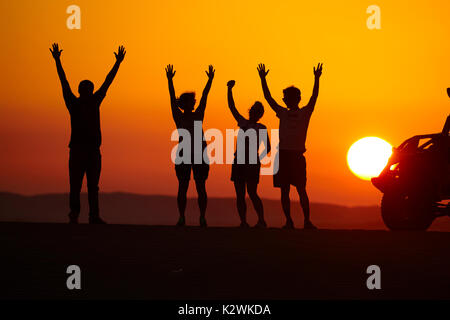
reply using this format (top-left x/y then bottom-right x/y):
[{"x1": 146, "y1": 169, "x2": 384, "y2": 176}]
[{"x1": 2, "y1": 222, "x2": 450, "y2": 300}]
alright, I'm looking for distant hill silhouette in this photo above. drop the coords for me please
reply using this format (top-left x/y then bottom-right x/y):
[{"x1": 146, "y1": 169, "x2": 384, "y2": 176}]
[{"x1": 1, "y1": 192, "x2": 450, "y2": 231}]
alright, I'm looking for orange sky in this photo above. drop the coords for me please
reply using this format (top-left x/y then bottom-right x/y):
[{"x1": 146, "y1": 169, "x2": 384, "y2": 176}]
[{"x1": 0, "y1": 0, "x2": 449, "y2": 206}]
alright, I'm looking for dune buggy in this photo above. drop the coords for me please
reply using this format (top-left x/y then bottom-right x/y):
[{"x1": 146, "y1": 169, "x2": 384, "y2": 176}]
[{"x1": 372, "y1": 112, "x2": 450, "y2": 231}]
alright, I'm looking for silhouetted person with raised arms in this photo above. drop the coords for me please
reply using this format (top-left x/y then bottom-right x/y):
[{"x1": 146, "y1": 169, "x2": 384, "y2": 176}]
[
  {"x1": 257, "y1": 63, "x2": 323, "y2": 229},
  {"x1": 50, "y1": 43, "x2": 126, "y2": 224},
  {"x1": 166, "y1": 64, "x2": 215, "y2": 227},
  {"x1": 227, "y1": 80, "x2": 270, "y2": 228}
]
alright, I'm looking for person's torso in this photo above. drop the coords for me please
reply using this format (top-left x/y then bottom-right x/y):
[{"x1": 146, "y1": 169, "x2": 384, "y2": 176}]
[
  {"x1": 68, "y1": 95, "x2": 102, "y2": 149},
  {"x1": 278, "y1": 107, "x2": 312, "y2": 152},
  {"x1": 234, "y1": 120, "x2": 266, "y2": 165},
  {"x1": 175, "y1": 110, "x2": 208, "y2": 161}
]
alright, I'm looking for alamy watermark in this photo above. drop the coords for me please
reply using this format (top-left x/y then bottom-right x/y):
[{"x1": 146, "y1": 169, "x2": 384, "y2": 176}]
[
  {"x1": 366, "y1": 265, "x2": 381, "y2": 290},
  {"x1": 67, "y1": 5, "x2": 81, "y2": 30},
  {"x1": 366, "y1": 5, "x2": 381, "y2": 30},
  {"x1": 66, "y1": 265, "x2": 81, "y2": 290},
  {"x1": 170, "y1": 121, "x2": 279, "y2": 175}
]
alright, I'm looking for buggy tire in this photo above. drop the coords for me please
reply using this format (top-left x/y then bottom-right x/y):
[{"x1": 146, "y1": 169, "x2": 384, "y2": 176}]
[{"x1": 381, "y1": 192, "x2": 435, "y2": 230}]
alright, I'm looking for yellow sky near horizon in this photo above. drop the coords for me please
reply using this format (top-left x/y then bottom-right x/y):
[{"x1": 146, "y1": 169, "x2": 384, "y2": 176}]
[{"x1": 0, "y1": 0, "x2": 449, "y2": 206}]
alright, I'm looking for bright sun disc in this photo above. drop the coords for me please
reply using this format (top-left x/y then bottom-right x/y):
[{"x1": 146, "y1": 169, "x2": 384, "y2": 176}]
[{"x1": 347, "y1": 137, "x2": 393, "y2": 181}]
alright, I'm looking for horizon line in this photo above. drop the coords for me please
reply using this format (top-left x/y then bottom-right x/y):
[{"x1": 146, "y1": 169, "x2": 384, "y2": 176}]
[{"x1": 0, "y1": 190, "x2": 380, "y2": 209}]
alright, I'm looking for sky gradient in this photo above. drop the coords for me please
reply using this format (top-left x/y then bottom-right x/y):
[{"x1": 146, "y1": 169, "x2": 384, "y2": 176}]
[{"x1": 0, "y1": 0, "x2": 449, "y2": 206}]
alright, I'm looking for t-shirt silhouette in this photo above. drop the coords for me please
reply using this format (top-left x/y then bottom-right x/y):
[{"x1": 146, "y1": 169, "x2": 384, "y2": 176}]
[
  {"x1": 235, "y1": 119, "x2": 267, "y2": 165},
  {"x1": 63, "y1": 89, "x2": 106, "y2": 149},
  {"x1": 276, "y1": 105, "x2": 314, "y2": 153},
  {"x1": 173, "y1": 108, "x2": 208, "y2": 164}
]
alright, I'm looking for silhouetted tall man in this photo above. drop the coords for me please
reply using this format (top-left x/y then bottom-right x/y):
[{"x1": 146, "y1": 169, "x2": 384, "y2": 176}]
[
  {"x1": 166, "y1": 64, "x2": 214, "y2": 227},
  {"x1": 50, "y1": 43, "x2": 126, "y2": 224},
  {"x1": 258, "y1": 63, "x2": 323, "y2": 229}
]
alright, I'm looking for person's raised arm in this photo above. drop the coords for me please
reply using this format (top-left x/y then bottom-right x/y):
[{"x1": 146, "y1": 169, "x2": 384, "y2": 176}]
[
  {"x1": 226, "y1": 80, "x2": 245, "y2": 123},
  {"x1": 50, "y1": 43, "x2": 75, "y2": 103},
  {"x1": 165, "y1": 64, "x2": 181, "y2": 121},
  {"x1": 96, "y1": 45, "x2": 126, "y2": 97},
  {"x1": 305, "y1": 63, "x2": 323, "y2": 111},
  {"x1": 257, "y1": 64, "x2": 284, "y2": 114},
  {"x1": 196, "y1": 65, "x2": 215, "y2": 116}
]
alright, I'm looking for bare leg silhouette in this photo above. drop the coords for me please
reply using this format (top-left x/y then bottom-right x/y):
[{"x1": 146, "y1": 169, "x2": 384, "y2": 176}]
[
  {"x1": 195, "y1": 180, "x2": 208, "y2": 227},
  {"x1": 280, "y1": 185, "x2": 294, "y2": 228},
  {"x1": 234, "y1": 181, "x2": 248, "y2": 227},
  {"x1": 296, "y1": 187, "x2": 310, "y2": 221},
  {"x1": 177, "y1": 180, "x2": 189, "y2": 226},
  {"x1": 296, "y1": 187, "x2": 316, "y2": 229},
  {"x1": 247, "y1": 182, "x2": 266, "y2": 227}
]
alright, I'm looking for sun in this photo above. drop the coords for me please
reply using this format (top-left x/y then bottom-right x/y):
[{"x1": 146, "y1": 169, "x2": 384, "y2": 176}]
[{"x1": 347, "y1": 137, "x2": 393, "y2": 181}]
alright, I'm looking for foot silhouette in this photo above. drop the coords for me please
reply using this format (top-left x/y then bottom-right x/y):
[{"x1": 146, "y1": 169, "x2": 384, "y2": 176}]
[
  {"x1": 200, "y1": 217, "x2": 208, "y2": 228},
  {"x1": 69, "y1": 217, "x2": 78, "y2": 224},
  {"x1": 282, "y1": 219, "x2": 295, "y2": 229},
  {"x1": 254, "y1": 220, "x2": 267, "y2": 228},
  {"x1": 89, "y1": 217, "x2": 107, "y2": 225},
  {"x1": 303, "y1": 220, "x2": 317, "y2": 230},
  {"x1": 240, "y1": 221, "x2": 250, "y2": 228},
  {"x1": 176, "y1": 216, "x2": 186, "y2": 227}
]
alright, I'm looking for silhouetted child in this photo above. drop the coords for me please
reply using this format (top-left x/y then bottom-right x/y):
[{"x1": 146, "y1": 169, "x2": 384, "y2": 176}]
[
  {"x1": 257, "y1": 63, "x2": 323, "y2": 229},
  {"x1": 227, "y1": 80, "x2": 270, "y2": 228},
  {"x1": 165, "y1": 64, "x2": 214, "y2": 227},
  {"x1": 50, "y1": 43, "x2": 126, "y2": 224}
]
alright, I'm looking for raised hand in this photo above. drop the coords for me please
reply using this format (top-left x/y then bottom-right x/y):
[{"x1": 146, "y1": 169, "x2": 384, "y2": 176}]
[
  {"x1": 227, "y1": 80, "x2": 235, "y2": 89},
  {"x1": 165, "y1": 64, "x2": 176, "y2": 80},
  {"x1": 313, "y1": 63, "x2": 323, "y2": 78},
  {"x1": 257, "y1": 63, "x2": 269, "y2": 78},
  {"x1": 206, "y1": 65, "x2": 215, "y2": 80},
  {"x1": 114, "y1": 45, "x2": 126, "y2": 63},
  {"x1": 49, "y1": 43, "x2": 63, "y2": 60}
]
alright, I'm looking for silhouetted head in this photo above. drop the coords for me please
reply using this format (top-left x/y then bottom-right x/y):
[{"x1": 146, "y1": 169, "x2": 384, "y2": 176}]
[
  {"x1": 249, "y1": 101, "x2": 264, "y2": 122},
  {"x1": 282, "y1": 86, "x2": 301, "y2": 109},
  {"x1": 177, "y1": 92, "x2": 196, "y2": 112},
  {"x1": 78, "y1": 80, "x2": 94, "y2": 97}
]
